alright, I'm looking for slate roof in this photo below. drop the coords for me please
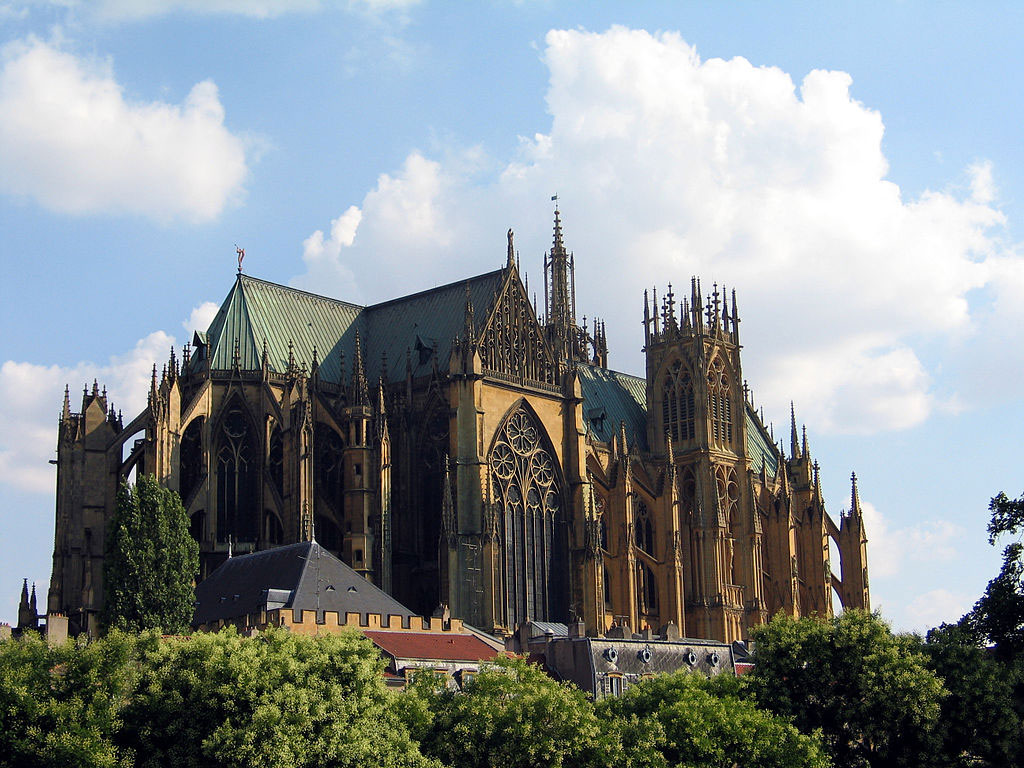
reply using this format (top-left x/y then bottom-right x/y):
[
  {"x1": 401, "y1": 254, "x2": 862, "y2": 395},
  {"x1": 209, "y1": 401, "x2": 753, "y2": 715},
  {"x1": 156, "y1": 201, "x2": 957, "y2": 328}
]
[
  {"x1": 196, "y1": 270, "x2": 506, "y2": 385},
  {"x1": 364, "y1": 630, "x2": 499, "y2": 663},
  {"x1": 578, "y1": 363, "x2": 649, "y2": 451},
  {"x1": 192, "y1": 541, "x2": 416, "y2": 627}
]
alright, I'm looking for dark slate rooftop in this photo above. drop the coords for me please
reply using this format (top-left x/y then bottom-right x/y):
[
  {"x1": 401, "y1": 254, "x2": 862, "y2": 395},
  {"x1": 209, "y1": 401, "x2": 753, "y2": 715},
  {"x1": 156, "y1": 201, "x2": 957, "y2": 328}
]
[{"x1": 192, "y1": 540, "x2": 416, "y2": 627}]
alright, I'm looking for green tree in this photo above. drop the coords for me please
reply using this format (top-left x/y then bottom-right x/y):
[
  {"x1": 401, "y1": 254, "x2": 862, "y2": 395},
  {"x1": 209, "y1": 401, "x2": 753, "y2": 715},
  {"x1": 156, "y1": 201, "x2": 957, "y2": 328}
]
[
  {"x1": 748, "y1": 610, "x2": 944, "y2": 768},
  {"x1": 598, "y1": 671, "x2": 830, "y2": 768},
  {"x1": 405, "y1": 655, "x2": 617, "y2": 768},
  {"x1": 921, "y1": 623, "x2": 1023, "y2": 768},
  {"x1": 118, "y1": 626, "x2": 434, "y2": 768},
  {"x1": 0, "y1": 629, "x2": 145, "y2": 768},
  {"x1": 101, "y1": 475, "x2": 199, "y2": 634},
  {"x1": 961, "y1": 492, "x2": 1024, "y2": 662}
]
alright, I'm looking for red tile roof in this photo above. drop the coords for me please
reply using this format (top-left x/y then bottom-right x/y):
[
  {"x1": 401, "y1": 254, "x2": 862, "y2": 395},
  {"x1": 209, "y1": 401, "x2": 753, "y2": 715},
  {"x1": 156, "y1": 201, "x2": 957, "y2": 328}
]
[{"x1": 364, "y1": 630, "x2": 499, "y2": 662}]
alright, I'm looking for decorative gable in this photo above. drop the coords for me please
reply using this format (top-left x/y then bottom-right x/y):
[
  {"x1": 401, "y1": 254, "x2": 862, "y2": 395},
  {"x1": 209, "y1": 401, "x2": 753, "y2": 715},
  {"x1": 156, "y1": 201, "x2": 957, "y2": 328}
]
[{"x1": 478, "y1": 271, "x2": 558, "y2": 387}]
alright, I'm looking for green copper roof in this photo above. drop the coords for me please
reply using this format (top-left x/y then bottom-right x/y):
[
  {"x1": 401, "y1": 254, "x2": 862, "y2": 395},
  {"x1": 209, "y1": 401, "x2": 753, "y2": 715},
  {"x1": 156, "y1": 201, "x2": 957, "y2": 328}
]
[
  {"x1": 745, "y1": 405, "x2": 779, "y2": 477},
  {"x1": 206, "y1": 275, "x2": 364, "y2": 381},
  {"x1": 200, "y1": 270, "x2": 506, "y2": 385},
  {"x1": 578, "y1": 364, "x2": 649, "y2": 451}
]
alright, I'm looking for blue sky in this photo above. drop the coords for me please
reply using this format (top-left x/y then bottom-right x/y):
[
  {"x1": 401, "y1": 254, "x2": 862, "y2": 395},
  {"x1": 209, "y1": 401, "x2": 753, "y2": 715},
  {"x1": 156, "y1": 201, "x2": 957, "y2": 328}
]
[{"x1": 1, "y1": 0, "x2": 1022, "y2": 633}]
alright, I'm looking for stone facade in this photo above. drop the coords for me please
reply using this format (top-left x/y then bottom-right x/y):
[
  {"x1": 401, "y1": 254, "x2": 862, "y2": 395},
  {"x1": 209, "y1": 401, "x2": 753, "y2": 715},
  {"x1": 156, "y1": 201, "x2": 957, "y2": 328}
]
[{"x1": 48, "y1": 208, "x2": 868, "y2": 640}]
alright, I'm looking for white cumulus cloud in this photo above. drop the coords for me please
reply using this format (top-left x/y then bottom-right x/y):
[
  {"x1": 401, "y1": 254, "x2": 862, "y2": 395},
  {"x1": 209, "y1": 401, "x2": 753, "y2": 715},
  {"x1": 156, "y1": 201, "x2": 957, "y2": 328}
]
[
  {"x1": 905, "y1": 588, "x2": 973, "y2": 632},
  {"x1": 183, "y1": 301, "x2": 221, "y2": 337},
  {"x1": 12, "y1": 0, "x2": 420, "y2": 20},
  {"x1": 293, "y1": 26, "x2": 1021, "y2": 435},
  {"x1": 0, "y1": 38, "x2": 249, "y2": 222},
  {"x1": 0, "y1": 330, "x2": 173, "y2": 494}
]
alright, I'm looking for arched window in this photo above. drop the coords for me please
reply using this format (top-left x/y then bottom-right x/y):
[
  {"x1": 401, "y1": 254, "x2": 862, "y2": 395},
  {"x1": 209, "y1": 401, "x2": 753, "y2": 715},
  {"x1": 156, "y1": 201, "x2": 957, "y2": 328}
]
[
  {"x1": 316, "y1": 426, "x2": 345, "y2": 514},
  {"x1": 490, "y1": 406, "x2": 567, "y2": 627},
  {"x1": 634, "y1": 500, "x2": 654, "y2": 555},
  {"x1": 179, "y1": 418, "x2": 204, "y2": 504},
  {"x1": 708, "y1": 356, "x2": 733, "y2": 445},
  {"x1": 661, "y1": 360, "x2": 695, "y2": 444},
  {"x1": 638, "y1": 561, "x2": 658, "y2": 615},
  {"x1": 268, "y1": 425, "x2": 283, "y2": 500},
  {"x1": 216, "y1": 405, "x2": 258, "y2": 544}
]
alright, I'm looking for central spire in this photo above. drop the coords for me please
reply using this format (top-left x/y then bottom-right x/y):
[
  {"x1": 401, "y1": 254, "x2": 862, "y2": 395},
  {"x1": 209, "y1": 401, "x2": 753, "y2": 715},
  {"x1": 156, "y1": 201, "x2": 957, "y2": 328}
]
[{"x1": 544, "y1": 197, "x2": 588, "y2": 366}]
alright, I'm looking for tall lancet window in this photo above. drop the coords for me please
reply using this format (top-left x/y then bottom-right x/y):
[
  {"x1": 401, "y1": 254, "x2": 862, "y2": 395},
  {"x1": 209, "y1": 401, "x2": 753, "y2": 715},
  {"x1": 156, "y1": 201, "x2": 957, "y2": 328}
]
[
  {"x1": 179, "y1": 417, "x2": 204, "y2": 506},
  {"x1": 661, "y1": 360, "x2": 695, "y2": 444},
  {"x1": 216, "y1": 405, "x2": 258, "y2": 544},
  {"x1": 708, "y1": 356, "x2": 733, "y2": 445},
  {"x1": 490, "y1": 406, "x2": 568, "y2": 628},
  {"x1": 635, "y1": 500, "x2": 655, "y2": 555},
  {"x1": 316, "y1": 426, "x2": 345, "y2": 515}
]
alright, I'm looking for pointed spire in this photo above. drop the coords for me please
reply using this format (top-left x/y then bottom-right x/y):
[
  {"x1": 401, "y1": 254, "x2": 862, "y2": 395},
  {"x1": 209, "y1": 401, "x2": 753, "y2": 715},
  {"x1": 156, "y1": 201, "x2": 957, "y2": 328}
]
[
  {"x1": 652, "y1": 286, "x2": 660, "y2": 336},
  {"x1": 20, "y1": 578, "x2": 28, "y2": 607},
  {"x1": 287, "y1": 339, "x2": 295, "y2": 373},
  {"x1": 29, "y1": 582, "x2": 36, "y2": 615},
  {"x1": 92, "y1": 379, "x2": 99, "y2": 397},
  {"x1": 552, "y1": 200, "x2": 564, "y2": 254},
  {"x1": 311, "y1": 345, "x2": 319, "y2": 372},
  {"x1": 643, "y1": 289, "x2": 651, "y2": 346},
  {"x1": 619, "y1": 420, "x2": 629, "y2": 457},
  {"x1": 463, "y1": 283, "x2": 476, "y2": 344},
  {"x1": 850, "y1": 471, "x2": 862, "y2": 517},
  {"x1": 813, "y1": 460, "x2": 822, "y2": 502},
  {"x1": 731, "y1": 288, "x2": 740, "y2": 342},
  {"x1": 62, "y1": 384, "x2": 71, "y2": 420},
  {"x1": 665, "y1": 430, "x2": 675, "y2": 466},
  {"x1": 150, "y1": 364, "x2": 158, "y2": 402},
  {"x1": 352, "y1": 331, "x2": 369, "y2": 405},
  {"x1": 790, "y1": 403, "x2": 800, "y2": 459},
  {"x1": 802, "y1": 425, "x2": 809, "y2": 459}
]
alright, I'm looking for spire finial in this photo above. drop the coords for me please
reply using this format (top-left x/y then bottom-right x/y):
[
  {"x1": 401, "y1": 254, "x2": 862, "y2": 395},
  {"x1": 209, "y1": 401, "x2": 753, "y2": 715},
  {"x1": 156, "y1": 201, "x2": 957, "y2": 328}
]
[
  {"x1": 802, "y1": 424, "x2": 809, "y2": 458},
  {"x1": 552, "y1": 195, "x2": 564, "y2": 253},
  {"x1": 507, "y1": 228, "x2": 515, "y2": 267},
  {"x1": 62, "y1": 384, "x2": 71, "y2": 419},
  {"x1": 790, "y1": 402, "x2": 800, "y2": 459},
  {"x1": 352, "y1": 330, "x2": 369, "y2": 405},
  {"x1": 850, "y1": 471, "x2": 862, "y2": 516}
]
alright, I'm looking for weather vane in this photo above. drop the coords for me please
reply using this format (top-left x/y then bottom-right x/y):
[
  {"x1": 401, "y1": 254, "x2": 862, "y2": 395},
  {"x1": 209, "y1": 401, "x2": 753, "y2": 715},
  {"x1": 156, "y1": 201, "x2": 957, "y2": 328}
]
[{"x1": 235, "y1": 244, "x2": 245, "y2": 273}]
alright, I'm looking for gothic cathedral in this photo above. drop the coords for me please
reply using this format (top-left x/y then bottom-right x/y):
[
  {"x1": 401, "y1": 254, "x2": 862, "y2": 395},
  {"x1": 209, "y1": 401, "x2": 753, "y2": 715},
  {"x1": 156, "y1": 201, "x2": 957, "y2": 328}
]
[{"x1": 48, "y1": 208, "x2": 869, "y2": 639}]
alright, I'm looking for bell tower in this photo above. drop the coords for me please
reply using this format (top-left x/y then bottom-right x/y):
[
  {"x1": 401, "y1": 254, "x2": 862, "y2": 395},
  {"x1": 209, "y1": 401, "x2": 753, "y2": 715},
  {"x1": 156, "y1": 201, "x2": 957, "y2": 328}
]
[{"x1": 642, "y1": 279, "x2": 766, "y2": 643}]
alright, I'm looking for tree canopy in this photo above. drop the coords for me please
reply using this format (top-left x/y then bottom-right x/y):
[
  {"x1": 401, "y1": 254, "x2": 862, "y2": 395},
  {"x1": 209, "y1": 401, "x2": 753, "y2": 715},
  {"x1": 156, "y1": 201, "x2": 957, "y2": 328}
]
[
  {"x1": 403, "y1": 655, "x2": 617, "y2": 768},
  {"x1": 101, "y1": 476, "x2": 199, "y2": 634},
  {"x1": 748, "y1": 610, "x2": 944, "y2": 768},
  {"x1": 598, "y1": 670, "x2": 830, "y2": 768},
  {"x1": 960, "y1": 492, "x2": 1024, "y2": 662}
]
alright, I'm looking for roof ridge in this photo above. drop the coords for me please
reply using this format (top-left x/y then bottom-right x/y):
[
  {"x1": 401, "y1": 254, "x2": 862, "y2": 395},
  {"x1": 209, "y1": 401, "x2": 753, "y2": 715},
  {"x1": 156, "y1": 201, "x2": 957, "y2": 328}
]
[
  {"x1": 365, "y1": 268, "x2": 505, "y2": 312},
  {"x1": 578, "y1": 361, "x2": 645, "y2": 384},
  {"x1": 239, "y1": 273, "x2": 366, "y2": 311}
]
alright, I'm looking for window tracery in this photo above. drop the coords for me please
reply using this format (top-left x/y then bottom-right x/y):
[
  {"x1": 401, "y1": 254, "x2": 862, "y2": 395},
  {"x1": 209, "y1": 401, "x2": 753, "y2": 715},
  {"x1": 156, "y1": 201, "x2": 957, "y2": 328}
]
[
  {"x1": 316, "y1": 426, "x2": 345, "y2": 514},
  {"x1": 268, "y1": 425, "x2": 283, "y2": 500},
  {"x1": 634, "y1": 500, "x2": 654, "y2": 555},
  {"x1": 638, "y1": 560, "x2": 658, "y2": 615},
  {"x1": 216, "y1": 404, "x2": 257, "y2": 544},
  {"x1": 661, "y1": 359, "x2": 695, "y2": 444},
  {"x1": 490, "y1": 406, "x2": 566, "y2": 626},
  {"x1": 480, "y1": 284, "x2": 556, "y2": 385},
  {"x1": 179, "y1": 417, "x2": 203, "y2": 504},
  {"x1": 708, "y1": 356, "x2": 733, "y2": 445}
]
